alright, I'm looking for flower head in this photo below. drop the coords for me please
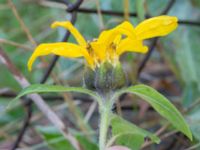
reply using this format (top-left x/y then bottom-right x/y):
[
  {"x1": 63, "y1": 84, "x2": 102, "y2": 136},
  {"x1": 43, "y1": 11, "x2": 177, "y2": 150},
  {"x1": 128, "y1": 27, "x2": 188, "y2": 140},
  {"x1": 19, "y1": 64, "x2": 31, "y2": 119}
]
[{"x1": 27, "y1": 16, "x2": 178, "y2": 71}]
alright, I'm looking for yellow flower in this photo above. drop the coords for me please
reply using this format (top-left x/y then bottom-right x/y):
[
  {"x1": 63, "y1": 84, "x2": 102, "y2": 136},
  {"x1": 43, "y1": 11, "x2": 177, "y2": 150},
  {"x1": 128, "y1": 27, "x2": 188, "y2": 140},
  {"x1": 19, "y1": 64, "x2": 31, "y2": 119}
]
[{"x1": 27, "y1": 16, "x2": 178, "y2": 71}]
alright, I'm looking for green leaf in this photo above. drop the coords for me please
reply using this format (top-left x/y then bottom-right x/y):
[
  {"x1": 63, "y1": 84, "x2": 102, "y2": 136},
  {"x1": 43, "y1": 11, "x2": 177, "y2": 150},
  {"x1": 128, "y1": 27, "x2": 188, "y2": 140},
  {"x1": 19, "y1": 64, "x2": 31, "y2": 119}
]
[
  {"x1": 76, "y1": 135, "x2": 99, "y2": 150},
  {"x1": 120, "y1": 84, "x2": 192, "y2": 140},
  {"x1": 37, "y1": 126, "x2": 98, "y2": 150},
  {"x1": 36, "y1": 126, "x2": 76, "y2": 150},
  {"x1": 0, "y1": 98, "x2": 25, "y2": 124},
  {"x1": 114, "y1": 133, "x2": 144, "y2": 150},
  {"x1": 110, "y1": 115, "x2": 160, "y2": 150},
  {"x1": 7, "y1": 84, "x2": 101, "y2": 110}
]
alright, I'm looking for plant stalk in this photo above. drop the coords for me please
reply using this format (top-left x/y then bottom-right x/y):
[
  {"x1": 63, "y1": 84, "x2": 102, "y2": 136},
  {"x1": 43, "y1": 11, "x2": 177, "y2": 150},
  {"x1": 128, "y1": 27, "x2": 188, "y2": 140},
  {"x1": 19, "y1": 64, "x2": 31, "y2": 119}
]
[{"x1": 99, "y1": 106, "x2": 110, "y2": 150}]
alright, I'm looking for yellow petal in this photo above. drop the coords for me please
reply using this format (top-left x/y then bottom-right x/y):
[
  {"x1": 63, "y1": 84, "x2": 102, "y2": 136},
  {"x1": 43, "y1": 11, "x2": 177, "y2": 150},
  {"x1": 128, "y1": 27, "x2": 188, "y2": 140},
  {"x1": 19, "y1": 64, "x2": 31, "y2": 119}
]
[
  {"x1": 90, "y1": 41, "x2": 106, "y2": 62},
  {"x1": 90, "y1": 30, "x2": 120, "y2": 62},
  {"x1": 113, "y1": 35, "x2": 122, "y2": 45},
  {"x1": 27, "y1": 42, "x2": 91, "y2": 71},
  {"x1": 98, "y1": 30, "x2": 111, "y2": 43},
  {"x1": 51, "y1": 21, "x2": 87, "y2": 47},
  {"x1": 135, "y1": 16, "x2": 178, "y2": 40},
  {"x1": 114, "y1": 21, "x2": 135, "y2": 38},
  {"x1": 98, "y1": 21, "x2": 136, "y2": 44},
  {"x1": 91, "y1": 22, "x2": 136, "y2": 62},
  {"x1": 90, "y1": 34, "x2": 122, "y2": 62},
  {"x1": 111, "y1": 21, "x2": 136, "y2": 40},
  {"x1": 116, "y1": 38, "x2": 148, "y2": 56}
]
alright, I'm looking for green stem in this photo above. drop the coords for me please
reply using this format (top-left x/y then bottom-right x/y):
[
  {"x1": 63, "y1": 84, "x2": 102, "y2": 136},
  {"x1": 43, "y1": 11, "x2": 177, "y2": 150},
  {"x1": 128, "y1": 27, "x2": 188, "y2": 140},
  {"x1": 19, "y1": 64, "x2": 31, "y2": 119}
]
[{"x1": 99, "y1": 106, "x2": 110, "y2": 150}]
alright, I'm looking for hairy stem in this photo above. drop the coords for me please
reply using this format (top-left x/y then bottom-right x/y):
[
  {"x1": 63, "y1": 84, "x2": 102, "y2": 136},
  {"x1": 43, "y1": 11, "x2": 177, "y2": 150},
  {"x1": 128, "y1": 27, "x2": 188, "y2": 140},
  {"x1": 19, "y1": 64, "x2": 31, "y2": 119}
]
[{"x1": 99, "y1": 106, "x2": 111, "y2": 150}]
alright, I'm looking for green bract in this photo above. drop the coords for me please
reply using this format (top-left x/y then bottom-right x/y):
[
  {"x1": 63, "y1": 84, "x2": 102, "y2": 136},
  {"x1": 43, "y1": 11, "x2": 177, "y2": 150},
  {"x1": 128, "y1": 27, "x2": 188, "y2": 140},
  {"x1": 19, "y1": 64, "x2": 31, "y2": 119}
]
[{"x1": 84, "y1": 62, "x2": 126, "y2": 96}]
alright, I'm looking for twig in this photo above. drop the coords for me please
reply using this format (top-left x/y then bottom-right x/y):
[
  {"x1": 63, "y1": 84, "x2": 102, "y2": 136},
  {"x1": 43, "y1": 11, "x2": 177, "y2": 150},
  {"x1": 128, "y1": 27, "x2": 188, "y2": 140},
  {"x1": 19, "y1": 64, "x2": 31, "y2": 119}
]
[
  {"x1": 96, "y1": 0, "x2": 105, "y2": 30},
  {"x1": 123, "y1": 0, "x2": 130, "y2": 20},
  {"x1": 30, "y1": 99, "x2": 81, "y2": 125},
  {"x1": 140, "y1": 123, "x2": 170, "y2": 149},
  {"x1": 84, "y1": 101, "x2": 98, "y2": 123},
  {"x1": 184, "y1": 142, "x2": 200, "y2": 150},
  {"x1": 0, "y1": 38, "x2": 32, "y2": 51},
  {"x1": 38, "y1": 0, "x2": 67, "y2": 9},
  {"x1": 184, "y1": 97, "x2": 200, "y2": 113},
  {"x1": 161, "y1": 130, "x2": 178, "y2": 139},
  {"x1": 142, "y1": 130, "x2": 178, "y2": 149},
  {"x1": 0, "y1": 48, "x2": 81, "y2": 150},
  {"x1": 7, "y1": 0, "x2": 37, "y2": 46},
  {"x1": 53, "y1": 74, "x2": 90, "y2": 134},
  {"x1": 155, "y1": 123, "x2": 170, "y2": 136}
]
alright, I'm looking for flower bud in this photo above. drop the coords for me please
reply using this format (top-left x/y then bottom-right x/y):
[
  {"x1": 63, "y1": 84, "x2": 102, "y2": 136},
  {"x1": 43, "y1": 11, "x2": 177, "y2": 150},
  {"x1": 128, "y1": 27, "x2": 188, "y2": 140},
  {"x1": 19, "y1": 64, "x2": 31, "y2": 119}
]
[
  {"x1": 95, "y1": 62, "x2": 113, "y2": 93},
  {"x1": 111, "y1": 63, "x2": 126, "y2": 90},
  {"x1": 83, "y1": 67, "x2": 95, "y2": 90},
  {"x1": 84, "y1": 62, "x2": 126, "y2": 95}
]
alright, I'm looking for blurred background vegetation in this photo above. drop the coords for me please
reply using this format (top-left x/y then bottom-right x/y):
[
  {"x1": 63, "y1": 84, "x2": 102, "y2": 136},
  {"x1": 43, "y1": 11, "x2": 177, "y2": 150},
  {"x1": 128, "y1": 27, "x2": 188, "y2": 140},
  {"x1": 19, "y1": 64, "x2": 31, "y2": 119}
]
[{"x1": 0, "y1": 0, "x2": 200, "y2": 149}]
